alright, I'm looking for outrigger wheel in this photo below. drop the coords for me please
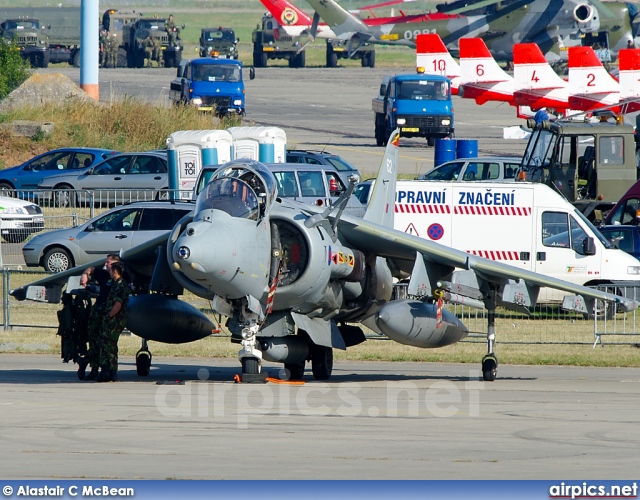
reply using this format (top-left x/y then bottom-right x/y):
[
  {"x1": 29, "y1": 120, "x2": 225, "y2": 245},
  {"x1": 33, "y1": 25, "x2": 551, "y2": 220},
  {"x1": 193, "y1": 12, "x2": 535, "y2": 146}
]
[
  {"x1": 136, "y1": 349, "x2": 152, "y2": 376},
  {"x1": 482, "y1": 353, "x2": 498, "y2": 382}
]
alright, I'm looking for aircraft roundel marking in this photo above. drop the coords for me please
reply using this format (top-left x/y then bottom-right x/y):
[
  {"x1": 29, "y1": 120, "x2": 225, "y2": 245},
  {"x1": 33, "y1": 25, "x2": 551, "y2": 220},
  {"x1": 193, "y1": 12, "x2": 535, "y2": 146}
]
[
  {"x1": 427, "y1": 223, "x2": 444, "y2": 240},
  {"x1": 281, "y1": 8, "x2": 298, "y2": 25}
]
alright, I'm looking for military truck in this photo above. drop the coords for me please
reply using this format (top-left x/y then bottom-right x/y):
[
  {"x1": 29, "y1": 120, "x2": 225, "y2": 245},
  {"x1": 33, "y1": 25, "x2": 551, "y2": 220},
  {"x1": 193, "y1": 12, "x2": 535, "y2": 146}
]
[
  {"x1": 199, "y1": 27, "x2": 238, "y2": 59},
  {"x1": 518, "y1": 118, "x2": 638, "y2": 220},
  {"x1": 252, "y1": 13, "x2": 305, "y2": 68},
  {"x1": 122, "y1": 16, "x2": 182, "y2": 68},
  {"x1": 326, "y1": 39, "x2": 375, "y2": 68},
  {"x1": 102, "y1": 8, "x2": 140, "y2": 67},
  {"x1": 0, "y1": 18, "x2": 49, "y2": 68}
]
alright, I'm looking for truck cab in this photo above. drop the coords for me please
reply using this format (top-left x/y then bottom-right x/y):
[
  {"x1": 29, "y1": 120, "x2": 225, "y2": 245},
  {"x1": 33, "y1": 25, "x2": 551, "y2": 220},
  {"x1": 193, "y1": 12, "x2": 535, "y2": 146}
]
[
  {"x1": 199, "y1": 27, "x2": 238, "y2": 59},
  {"x1": 169, "y1": 58, "x2": 253, "y2": 116},
  {"x1": 372, "y1": 72, "x2": 454, "y2": 146},
  {"x1": 252, "y1": 13, "x2": 305, "y2": 68},
  {"x1": 518, "y1": 119, "x2": 637, "y2": 220},
  {"x1": 122, "y1": 16, "x2": 182, "y2": 68},
  {"x1": 0, "y1": 18, "x2": 49, "y2": 68}
]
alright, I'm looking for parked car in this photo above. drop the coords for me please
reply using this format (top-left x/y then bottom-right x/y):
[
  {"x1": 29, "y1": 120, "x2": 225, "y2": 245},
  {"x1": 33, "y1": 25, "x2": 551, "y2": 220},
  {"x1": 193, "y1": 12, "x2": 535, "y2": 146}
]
[
  {"x1": 0, "y1": 196, "x2": 45, "y2": 243},
  {"x1": 285, "y1": 150, "x2": 361, "y2": 187},
  {"x1": 416, "y1": 156, "x2": 522, "y2": 182},
  {"x1": 598, "y1": 225, "x2": 640, "y2": 260},
  {"x1": 37, "y1": 152, "x2": 169, "y2": 207},
  {"x1": 22, "y1": 201, "x2": 194, "y2": 272},
  {"x1": 0, "y1": 148, "x2": 119, "y2": 193}
]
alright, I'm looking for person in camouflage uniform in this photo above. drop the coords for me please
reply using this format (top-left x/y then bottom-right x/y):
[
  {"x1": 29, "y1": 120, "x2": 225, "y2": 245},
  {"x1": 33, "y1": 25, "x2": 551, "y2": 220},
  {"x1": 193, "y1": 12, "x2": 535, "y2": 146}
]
[
  {"x1": 152, "y1": 36, "x2": 163, "y2": 67},
  {"x1": 143, "y1": 35, "x2": 154, "y2": 67},
  {"x1": 76, "y1": 254, "x2": 122, "y2": 381},
  {"x1": 165, "y1": 14, "x2": 179, "y2": 47},
  {"x1": 99, "y1": 29, "x2": 109, "y2": 67},
  {"x1": 97, "y1": 262, "x2": 130, "y2": 382},
  {"x1": 106, "y1": 33, "x2": 119, "y2": 68}
]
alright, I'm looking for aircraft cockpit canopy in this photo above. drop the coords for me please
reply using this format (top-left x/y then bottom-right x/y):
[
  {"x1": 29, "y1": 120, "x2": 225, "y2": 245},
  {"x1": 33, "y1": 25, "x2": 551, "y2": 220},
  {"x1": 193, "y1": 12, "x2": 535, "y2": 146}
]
[{"x1": 194, "y1": 159, "x2": 277, "y2": 220}]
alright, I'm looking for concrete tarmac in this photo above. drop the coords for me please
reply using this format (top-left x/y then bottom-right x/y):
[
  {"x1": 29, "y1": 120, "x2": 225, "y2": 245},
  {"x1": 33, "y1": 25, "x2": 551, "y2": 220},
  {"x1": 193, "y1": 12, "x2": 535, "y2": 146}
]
[{"x1": 0, "y1": 353, "x2": 638, "y2": 480}]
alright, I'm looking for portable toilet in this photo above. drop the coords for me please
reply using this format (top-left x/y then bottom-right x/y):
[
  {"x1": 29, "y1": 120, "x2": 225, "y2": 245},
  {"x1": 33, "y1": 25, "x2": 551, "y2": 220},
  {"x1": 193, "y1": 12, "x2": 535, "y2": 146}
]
[
  {"x1": 227, "y1": 126, "x2": 287, "y2": 163},
  {"x1": 166, "y1": 129, "x2": 233, "y2": 199}
]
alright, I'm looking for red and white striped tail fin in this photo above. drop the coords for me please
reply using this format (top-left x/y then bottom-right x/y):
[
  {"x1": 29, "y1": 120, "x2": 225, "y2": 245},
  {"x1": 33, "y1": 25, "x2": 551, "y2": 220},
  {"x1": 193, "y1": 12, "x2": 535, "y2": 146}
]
[
  {"x1": 618, "y1": 48, "x2": 640, "y2": 101},
  {"x1": 459, "y1": 37, "x2": 512, "y2": 84},
  {"x1": 416, "y1": 33, "x2": 460, "y2": 93},
  {"x1": 259, "y1": 0, "x2": 314, "y2": 25},
  {"x1": 513, "y1": 43, "x2": 568, "y2": 91},
  {"x1": 568, "y1": 46, "x2": 619, "y2": 94}
]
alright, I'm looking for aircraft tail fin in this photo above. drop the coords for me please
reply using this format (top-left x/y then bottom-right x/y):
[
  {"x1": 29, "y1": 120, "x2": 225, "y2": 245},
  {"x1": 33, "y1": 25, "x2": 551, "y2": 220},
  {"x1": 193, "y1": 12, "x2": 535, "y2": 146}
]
[
  {"x1": 259, "y1": 0, "x2": 314, "y2": 25},
  {"x1": 513, "y1": 43, "x2": 568, "y2": 91},
  {"x1": 363, "y1": 129, "x2": 400, "y2": 229},
  {"x1": 618, "y1": 48, "x2": 640, "y2": 100},
  {"x1": 306, "y1": 0, "x2": 370, "y2": 37},
  {"x1": 568, "y1": 46, "x2": 619, "y2": 94},
  {"x1": 460, "y1": 37, "x2": 512, "y2": 84},
  {"x1": 416, "y1": 33, "x2": 460, "y2": 93}
]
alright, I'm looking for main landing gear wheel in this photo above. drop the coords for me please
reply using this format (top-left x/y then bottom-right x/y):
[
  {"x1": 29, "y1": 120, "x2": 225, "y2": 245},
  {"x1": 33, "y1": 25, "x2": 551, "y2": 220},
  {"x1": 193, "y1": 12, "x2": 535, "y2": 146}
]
[
  {"x1": 136, "y1": 349, "x2": 152, "y2": 376},
  {"x1": 284, "y1": 361, "x2": 305, "y2": 380},
  {"x1": 482, "y1": 354, "x2": 498, "y2": 382},
  {"x1": 311, "y1": 345, "x2": 333, "y2": 380},
  {"x1": 242, "y1": 356, "x2": 260, "y2": 375}
]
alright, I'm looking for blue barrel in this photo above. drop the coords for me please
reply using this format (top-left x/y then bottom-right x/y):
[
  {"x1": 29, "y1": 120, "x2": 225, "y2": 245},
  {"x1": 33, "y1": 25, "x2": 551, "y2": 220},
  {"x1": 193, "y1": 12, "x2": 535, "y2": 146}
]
[
  {"x1": 456, "y1": 139, "x2": 478, "y2": 159},
  {"x1": 434, "y1": 138, "x2": 457, "y2": 167}
]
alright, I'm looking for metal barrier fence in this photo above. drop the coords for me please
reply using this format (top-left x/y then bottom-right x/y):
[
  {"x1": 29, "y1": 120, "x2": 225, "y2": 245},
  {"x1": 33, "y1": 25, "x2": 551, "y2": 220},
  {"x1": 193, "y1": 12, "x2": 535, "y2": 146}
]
[
  {"x1": 1, "y1": 188, "x2": 640, "y2": 345},
  {"x1": 2, "y1": 268, "x2": 640, "y2": 345}
]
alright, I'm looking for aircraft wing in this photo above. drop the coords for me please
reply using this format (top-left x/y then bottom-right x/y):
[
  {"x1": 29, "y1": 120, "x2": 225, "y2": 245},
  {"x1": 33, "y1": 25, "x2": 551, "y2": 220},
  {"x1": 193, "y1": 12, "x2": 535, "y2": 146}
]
[
  {"x1": 334, "y1": 213, "x2": 639, "y2": 313},
  {"x1": 10, "y1": 231, "x2": 171, "y2": 302},
  {"x1": 306, "y1": 0, "x2": 373, "y2": 40}
]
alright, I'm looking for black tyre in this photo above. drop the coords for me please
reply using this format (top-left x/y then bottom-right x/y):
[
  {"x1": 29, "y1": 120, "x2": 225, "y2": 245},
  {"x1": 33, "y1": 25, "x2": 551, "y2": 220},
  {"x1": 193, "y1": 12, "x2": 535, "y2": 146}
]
[
  {"x1": 368, "y1": 50, "x2": 375, "y2": 68},
  {"x1": 311, "y1": 345, "x2": 333, "y2": 380},
  {"x1": 427, "y1": 137, "x2": 435, "y2": 147},
  {"x1": 327, "y1": 50, "x2": 337, "y2": 68},
  {"x1": 482, "y1": 357, "x2": 498, "y2": 382},
  {"x1": 43, "y1": 247, "x2": 73, "y2": 273},
  {"x1": 38, "y1": 51, "x2": 49, "y2": 69},
  {"x1": 242, "y1": 356, "x2": 260, "y2": 375},
  {"x1": 53, "y1": 184, "x2": 75, "y2": 208},
  {"x1": 296, "y1": 51, "x2": 305, "y2": 68},
  {"x1": 375, "y1": 118, "x2": 385, "y2": 147},
  {"x1": 164, "y1": 52, "x2": 175, "y2": 68},
  {"x1": 117, "y1": 49, "x2": 127, "y2": 68},
  {"x1": 284, "y1": 361, "x2": 305, "y2": 380},
  {"x1": 136, "y1": 350, "x2": 152, "y2": 376},
  {"x1": 0, "y1": 182, "x2": 15, "y2": 196},
  {"x1": 72, "y1": 51, "x2": 80, "y2": 68}
]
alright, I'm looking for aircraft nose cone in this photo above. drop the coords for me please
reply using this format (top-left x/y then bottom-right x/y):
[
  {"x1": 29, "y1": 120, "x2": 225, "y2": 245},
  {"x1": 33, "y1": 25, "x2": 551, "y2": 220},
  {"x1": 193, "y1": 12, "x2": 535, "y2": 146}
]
[{"x1": 174, "y1": 221, "x2": 233, "y2": 276}]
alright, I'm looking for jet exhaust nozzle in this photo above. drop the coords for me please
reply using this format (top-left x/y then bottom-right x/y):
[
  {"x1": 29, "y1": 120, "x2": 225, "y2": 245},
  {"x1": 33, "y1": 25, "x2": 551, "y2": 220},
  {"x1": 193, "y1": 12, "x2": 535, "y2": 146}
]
[{"x1": 375, "y1": 299, "x2": 469, "y2": 348}]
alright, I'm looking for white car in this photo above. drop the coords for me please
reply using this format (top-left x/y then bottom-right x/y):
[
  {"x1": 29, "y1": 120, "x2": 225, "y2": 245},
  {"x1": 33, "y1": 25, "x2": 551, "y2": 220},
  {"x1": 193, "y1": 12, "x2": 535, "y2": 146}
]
[{"x1": 0, "y1": 196, "x2": 45, "y2": 243}]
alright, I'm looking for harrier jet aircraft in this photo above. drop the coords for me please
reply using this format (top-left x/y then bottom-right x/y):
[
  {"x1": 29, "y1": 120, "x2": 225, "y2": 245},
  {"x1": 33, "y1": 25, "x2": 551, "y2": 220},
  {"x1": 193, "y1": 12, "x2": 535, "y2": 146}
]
[
  {"x1": 11, "y1": 133, "x2": 637, "y2": 382},
  {"x1": 306, "y1": 0, "x2": 639, "y2": 63}
]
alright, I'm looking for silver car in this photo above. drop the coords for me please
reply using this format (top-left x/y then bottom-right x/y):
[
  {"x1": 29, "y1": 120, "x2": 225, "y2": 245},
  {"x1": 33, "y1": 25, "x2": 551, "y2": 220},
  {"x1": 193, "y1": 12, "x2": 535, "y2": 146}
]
[
  {"x1": 22, "y1": 201, "x2": 194, "y2": 272},
  {"x1": 37, "y1": 152, "x2": 169, "y2": 207},
  {"x1": 416, "y1": 156, "x2": 522, "y2": 182}
]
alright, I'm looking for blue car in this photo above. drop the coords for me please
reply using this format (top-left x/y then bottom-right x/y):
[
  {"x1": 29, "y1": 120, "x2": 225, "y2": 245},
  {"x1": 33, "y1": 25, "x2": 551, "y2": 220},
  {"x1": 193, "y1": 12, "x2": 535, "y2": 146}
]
[{"x1": 0, "y1": 147, "x2": 119, "y2": 193}]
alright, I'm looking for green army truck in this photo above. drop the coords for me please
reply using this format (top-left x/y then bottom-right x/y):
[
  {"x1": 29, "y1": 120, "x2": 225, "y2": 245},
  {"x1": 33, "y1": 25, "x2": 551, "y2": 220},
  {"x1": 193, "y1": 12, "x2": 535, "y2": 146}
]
[
  {"x1": 0, "y1": 18, "x2": 49, "y2": 68},
  {"x1": 518, "y1": 118, "x2": 638, "y2": 220},
  {"x1": 199, "y1": 27, "x2": 238, "y2": 59},
  {"x1": 326, "y1": 39, "x2": 375, "y2": 68},
  {"x1": 252, "y1": 13, "x2": 305, "y2": 68},
  {"x1": 122, "y1": 16, "x2": 182, "y2": 68},
  {"x1": 102, "y1": 8, "x2": 140, "y2": 67}
]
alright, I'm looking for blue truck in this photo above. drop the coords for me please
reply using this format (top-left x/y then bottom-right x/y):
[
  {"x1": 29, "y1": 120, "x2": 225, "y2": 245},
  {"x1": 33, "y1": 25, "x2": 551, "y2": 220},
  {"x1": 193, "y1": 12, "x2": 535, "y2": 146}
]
[
  {"x1": 169, "y1": 58, "x2": 254, "y2": 116},
  {"x1": 372, "y1": 72, "x2": 454, "y2": 146}
]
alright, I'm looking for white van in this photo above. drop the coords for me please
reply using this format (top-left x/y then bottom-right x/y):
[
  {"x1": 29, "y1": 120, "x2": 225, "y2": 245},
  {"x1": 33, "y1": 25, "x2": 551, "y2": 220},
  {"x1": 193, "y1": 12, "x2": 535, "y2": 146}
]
[{"x1": 362, "y1": 180, "x2": 640, "y2": 301}]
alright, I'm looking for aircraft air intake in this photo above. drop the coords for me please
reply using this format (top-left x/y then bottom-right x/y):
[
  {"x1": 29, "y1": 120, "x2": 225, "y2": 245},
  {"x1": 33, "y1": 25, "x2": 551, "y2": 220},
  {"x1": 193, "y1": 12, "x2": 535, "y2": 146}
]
[{"x1": 573, "y1": 4, "x2": 595, "y2": 23}]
